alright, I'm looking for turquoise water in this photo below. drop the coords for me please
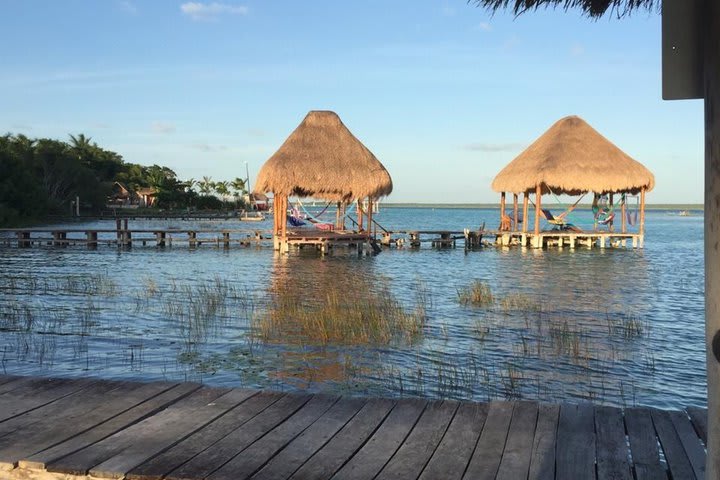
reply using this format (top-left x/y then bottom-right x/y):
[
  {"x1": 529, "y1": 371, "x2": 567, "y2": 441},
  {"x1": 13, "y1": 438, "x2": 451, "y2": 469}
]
[{"x1": 0, "y1": 207, "x2": 706, "y2": 409}]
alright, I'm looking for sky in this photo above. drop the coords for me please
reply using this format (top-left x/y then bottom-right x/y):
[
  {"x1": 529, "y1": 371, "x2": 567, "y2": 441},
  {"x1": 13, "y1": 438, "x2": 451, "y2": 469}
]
[{"x1": 0, "y1": 0, "x2": 704, "y2": 203}]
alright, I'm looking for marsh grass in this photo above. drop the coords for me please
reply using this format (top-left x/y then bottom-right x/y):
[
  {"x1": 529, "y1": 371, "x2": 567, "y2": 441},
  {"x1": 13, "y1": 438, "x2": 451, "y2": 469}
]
[
  {"x1": 607, "y1": 312, "x2": 648, "y2": 339},
  {"x1": 499, "y1": 293, "x2": 542, "y2": 314},
  {"x1": 457, "y1": 280, "x2": 494, "y2": 307},
  {"x1": 253, "y1": 280, "x2": 427, "y2": 346}
]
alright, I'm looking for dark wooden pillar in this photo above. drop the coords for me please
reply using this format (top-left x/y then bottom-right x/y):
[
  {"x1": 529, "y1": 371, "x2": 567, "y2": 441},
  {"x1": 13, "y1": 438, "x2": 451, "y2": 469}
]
[
  {"x1": 705, "y1": 3, "x2": 720, "y2": 473},
  {"x1": 500, "y1": 192, "x2": 506, "y2": 228},
  {"x1": 512, "y1": 194, "x2": 518, "y2": 231},
  {"x1": 522, "y1": 193, "x2": 529, "y2": 233}
]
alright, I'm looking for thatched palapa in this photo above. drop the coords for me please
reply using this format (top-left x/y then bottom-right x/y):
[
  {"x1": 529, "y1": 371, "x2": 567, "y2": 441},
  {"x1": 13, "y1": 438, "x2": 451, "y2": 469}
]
[
  {"x1": 492, "y1": 115, "x2": 654, "y2": 196},
  {"x1": 255, "y1": 110, "x2": 392, "y2": 202},
  {"x1": 255, "y1": 110, "x2": 392, "y2": 249}
]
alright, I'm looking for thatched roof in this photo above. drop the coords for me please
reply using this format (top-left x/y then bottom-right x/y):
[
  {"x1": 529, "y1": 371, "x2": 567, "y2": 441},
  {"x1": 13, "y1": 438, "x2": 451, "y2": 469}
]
[
  {"x1": 491, "y1": 116, "x2": 655, "y2": 195},
  {"x1": 254, "y1": 111, "x2": 393, "y2": 201},
  {"x1": 472, "y1": 0, "x2": 657, "y2": 18}
]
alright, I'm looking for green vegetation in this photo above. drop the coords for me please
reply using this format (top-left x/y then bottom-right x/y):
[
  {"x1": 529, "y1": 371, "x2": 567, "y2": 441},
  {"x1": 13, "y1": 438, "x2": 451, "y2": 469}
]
[
  {"x1": 253, "y1": 281, "x2": 427, "y2": 346},
  {"x1": 0, "y1": 133, "x2": 249, "y2": 226},
  {"x1": 457, "y1": 280, "x2": 494, "y2": 307}
]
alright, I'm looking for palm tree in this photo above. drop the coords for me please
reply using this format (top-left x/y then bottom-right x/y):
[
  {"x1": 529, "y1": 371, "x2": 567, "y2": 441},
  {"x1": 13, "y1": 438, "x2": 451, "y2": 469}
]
[
  {"x1": 214, "y1": 181, "x2": 230, "y2": 199},
  {"x1": 184, "y1": 178, "x2": 197, "y2": 193},
  {"x1": 199, "y1": 176, "x2": 213, "y2": 196},
  {"x1": 231, "y1": 177, "x2": 246, "y2": 196}
]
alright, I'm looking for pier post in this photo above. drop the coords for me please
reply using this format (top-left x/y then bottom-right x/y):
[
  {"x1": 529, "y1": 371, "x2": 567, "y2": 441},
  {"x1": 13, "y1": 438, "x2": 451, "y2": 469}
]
[
  {"x1": 512, "y1": 194, "x2": 518, "y2": 231},
  {"x1": 17, "y1": 231, "x2": 30, "y2": 248},
  {"x1": 188, "y1": 231, "x2": 197, "y2": 248},
  {"x1": 534, "y1": 184, "x2": 542, "y2": 240},
  {"x1": 86, "y1": 231, "x2": 98, "y2": 248},
  {"x1": 522, "y1": 193, "x2": 529, "y2": 233},
  {"x1": 223, "y1": 232, "x2": 230, "y2": 248}
]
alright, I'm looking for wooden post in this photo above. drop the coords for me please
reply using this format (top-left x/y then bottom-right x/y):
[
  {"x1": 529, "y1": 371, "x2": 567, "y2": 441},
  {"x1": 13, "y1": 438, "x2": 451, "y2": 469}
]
[
  {"x1": 336, "y1": 202, "x2": 341, "y2": 230},
  {"x1": 609, "y1": 193, "x2": 614, "y2": 232},
  {"x1": 357, "y1": 202, "x2": 364, "y2": 231},
  {"x1": 500, "y1": 192, "x2": 506, "y2": 228},
  {"x1": 522, "y1": 193, "x2": 529, "y2": 233},
  {"x1": 367, "y1": 198, "x2": 374, "y2": 238},
  {"x1": 512, "y1": 194, "x2": 518, "y2": 232},
  {"x1": 705, "y1": 7, "x2": 720, "y2": 474},
  {"x1": 534, "y1": 184, "x2": 541, "y2": 236},
  {"x1": 639, "y1": 188, "x2": 646, "y2": 236},
  {"x1": 621, "y1": 194, "x2": 627, "y2": 233}
]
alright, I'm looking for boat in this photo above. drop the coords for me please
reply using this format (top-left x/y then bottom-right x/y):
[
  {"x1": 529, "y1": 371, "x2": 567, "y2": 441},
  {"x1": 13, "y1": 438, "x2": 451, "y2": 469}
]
[{"x1": 239, "y1": 211, "x2": 266, "y2": 222}]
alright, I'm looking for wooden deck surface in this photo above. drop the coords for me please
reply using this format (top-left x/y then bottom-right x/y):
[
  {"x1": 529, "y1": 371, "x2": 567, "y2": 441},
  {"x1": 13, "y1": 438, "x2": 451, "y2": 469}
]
[{"x1": 0, "y1": 375, "x2": 708, "y2": 480}]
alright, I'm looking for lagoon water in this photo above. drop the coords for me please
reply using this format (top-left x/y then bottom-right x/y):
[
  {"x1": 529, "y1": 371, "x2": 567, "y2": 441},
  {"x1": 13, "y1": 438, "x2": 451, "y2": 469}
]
[{"x1": 0, "y1": 207, "x2": 706, "y2": 409}]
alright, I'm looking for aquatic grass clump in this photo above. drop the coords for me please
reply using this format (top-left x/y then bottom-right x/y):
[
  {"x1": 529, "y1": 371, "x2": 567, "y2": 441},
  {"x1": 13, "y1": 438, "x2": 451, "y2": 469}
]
[
  {"x1": 457, "y1": 280, "x2": 494, "y2": 307},
  {"x1": 607, "y1": 312, "x2": 648, "y2": 339},
  {"x1": 498, "y1": 293, "x2": 542, "y2": 314},
  {"x1": 253, "y1": 281, "x2": 426, "y2": 346}
]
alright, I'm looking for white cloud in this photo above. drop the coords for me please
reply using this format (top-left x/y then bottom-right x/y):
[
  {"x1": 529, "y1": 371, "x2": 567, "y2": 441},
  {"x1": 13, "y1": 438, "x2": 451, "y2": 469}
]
[
  {"x1": 118, "y1": 1, "x2": 138, "y2": 14},
  {"x1": 463, "y1": 142, "x2": 525, "y2": 152},
  {"x1": 151, "y1": 122, "x2": 176, "y2": 134},
  {"x1": 478, "y1": 22, "x2": 493, "y2": 32},
  {"x1": 180, "y1": 2, "x2": 248, "y2": 21}
]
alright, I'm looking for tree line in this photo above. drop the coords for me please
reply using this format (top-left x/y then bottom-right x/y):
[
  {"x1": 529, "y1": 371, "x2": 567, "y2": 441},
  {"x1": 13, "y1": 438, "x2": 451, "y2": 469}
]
[{"x1": 0, "y1": 133, "x2": 247, "y2": 226}]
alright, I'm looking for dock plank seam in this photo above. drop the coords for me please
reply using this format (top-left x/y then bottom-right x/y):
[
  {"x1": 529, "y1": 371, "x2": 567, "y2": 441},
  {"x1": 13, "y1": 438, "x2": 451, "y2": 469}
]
[{"x1": 413, "y1": 401, "x2": 462, "y2": 480}]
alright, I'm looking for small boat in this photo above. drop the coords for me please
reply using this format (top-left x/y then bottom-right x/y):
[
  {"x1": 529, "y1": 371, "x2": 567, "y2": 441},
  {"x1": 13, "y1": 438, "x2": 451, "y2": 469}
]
[
  {"x1": 239, "y1": 212, "x2": 266, "y2": 222},
  {"x1": 678, "y1": 210, "x2": 691, "y2": 216}
]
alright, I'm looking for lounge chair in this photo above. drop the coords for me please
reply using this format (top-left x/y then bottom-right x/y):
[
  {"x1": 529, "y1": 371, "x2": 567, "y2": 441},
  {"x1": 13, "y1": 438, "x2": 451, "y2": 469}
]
[{"x1": 541, "y1": 209, "x2": 582, "y2": 232}]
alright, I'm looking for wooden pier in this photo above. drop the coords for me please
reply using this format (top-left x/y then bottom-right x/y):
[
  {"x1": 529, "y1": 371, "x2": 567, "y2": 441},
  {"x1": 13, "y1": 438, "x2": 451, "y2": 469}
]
[
  {"x1": 0, "y1": 223, "x2": 642, "y2": 253},
  {"x1": 0, "y1": 374, "x2": 708, "y2": 479}
]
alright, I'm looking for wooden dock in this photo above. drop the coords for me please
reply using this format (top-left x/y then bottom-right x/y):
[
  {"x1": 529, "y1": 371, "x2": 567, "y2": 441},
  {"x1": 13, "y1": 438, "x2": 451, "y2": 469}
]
[{"x1": 0, "y1": 374, "x2": 707, "y2": 479}]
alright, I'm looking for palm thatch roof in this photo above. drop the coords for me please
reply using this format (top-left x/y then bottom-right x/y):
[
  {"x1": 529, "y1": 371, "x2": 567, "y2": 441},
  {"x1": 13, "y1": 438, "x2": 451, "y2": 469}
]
[
  {"x1": 492, "y1": 116, "x2": 654, "y2": 195},
  {"x1": 254, "y1": 111, "x2": 393, "y2": 201},
  {"x1": 472, "y1": 0, "x2": 657, "y2": 18}
]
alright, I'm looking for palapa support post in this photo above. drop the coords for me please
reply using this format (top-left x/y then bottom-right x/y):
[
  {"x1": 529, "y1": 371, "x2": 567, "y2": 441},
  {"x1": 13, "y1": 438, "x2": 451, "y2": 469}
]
[
  {"x1": 357, "y1": 202, "x2": 364, "y2": 231},
  {"x1": 609, "y1": 193, "x2": 614, "y2": 232},
  {"x1": 522, "y1": 193, "x2": 529, "y2": 234},
  {"x1": 367, "y1": 198, "x2": 374, "y2": 238},
  {"x1": 499, "y1": 192, "x2": 506, "y2": 230},
  {"x1": 533, "y1": 184, "x2": 542, "y2": 248},
  {"x1": 621, "y1": 195, "x2": 627, "y2": 234},
  {"x1": 512, "y1": 193, "x2": 518, "y2": 232},
  {"x1": 639, "y1": 187, "x2": 646, "y2": 248}
]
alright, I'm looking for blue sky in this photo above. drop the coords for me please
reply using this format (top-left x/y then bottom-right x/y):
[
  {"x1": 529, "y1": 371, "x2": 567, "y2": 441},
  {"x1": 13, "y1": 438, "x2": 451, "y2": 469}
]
[{"x1": 0, "y1": 1, "x2": 703, "y2": 203}]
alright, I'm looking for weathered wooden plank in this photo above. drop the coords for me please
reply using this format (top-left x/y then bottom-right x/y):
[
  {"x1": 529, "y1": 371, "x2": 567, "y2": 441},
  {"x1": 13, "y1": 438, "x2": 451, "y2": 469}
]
[
  {"x1": 289, "y1": 398, "x2": 395, "y2": 480},
  {"x1": 668, "y1": 410, "x2": 706, "y2": 480},
  {"x1": 527, "y1": 403, "x2": 559, "y2": 480},
  {"x1": 496, "y1": 401, "x2": 539, "y2": 480},
  {"x1": 7, "y1": 380, "x2": 176, "y2": 467},
  {"x1": 250, "y1": 397, "x2": 366, "y2": 480},
  {"x1": 594, "y1": 406, "x2": 632, "y2": 480},
  {"x1": 88, "y1": 388, "x2": 255, "y2": 479},
  {"x1": 462, "y1": 401, "x2": 514, "y2": 480},
  {"x1": 21, "y1": 382, "x2": 197, "y2": 471},
  {"x1": 624, "y1": 407, "x2": 667, "y2": 480},
  {"x1": 419, "y1": 402, "x2": 488, "y2": 480},
  {"x1": 0, "y1": 377, "x2": 94, "y2": 422},
  {"x1": 686, "y1": 406, "x2": 708, "y2": 445},
  {"x1": 376, "y1": 400, "x2": 458, "y2": 480},
  {"x1": 651, "y1": 408, "x2": 696, "y2": 480},
  {"x1": 555, "y1": 403, "x2": 595, "y2": 480},
  {"x1": 0, "y1": 375, "x2": 20, "y2": 387},
  {"x1": 0, "y1": 381, "x2": 133, "y2": 467},
  {"x1": 0, "y1": 380, "x2": 125, "y2": 438},
  {"x1": 331, "y1": 398, "x2": 427, "y2": 480},
  {"x1": 47, "y1": 386, "x2": 229, "y2": 476},
  {"x1": 208, "y1": 395, "x2": 340, "y2": 480},
  {"x1": 166, "y1": 393, "x2": 312, "y2": 480},
  {"x1": 127, "y1": 391, "x2": 278, "y2": 480},
  {"x1": 0, "y1": 376, "x2": 38, "y2": 396}
]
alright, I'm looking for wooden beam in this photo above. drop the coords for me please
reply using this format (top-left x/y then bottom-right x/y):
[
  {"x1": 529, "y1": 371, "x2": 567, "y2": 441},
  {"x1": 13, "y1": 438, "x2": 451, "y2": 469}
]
[
  {"x1": 500, "y1": 192, "x2": 506, "y2": 229},
  {"x1": 534, "y1": 184, "x2": 541, "y2": 236},
  {"x1": 512, "y1": 194, "x2": 518, "y2": 232},
  {"x1": 705, "y1": 6, "x2": 720, "y2": 475},
  {"x1": 639, "y1": 188, "x2": 646, "y2": 236},
  {"x1": 522, "y1": 193, "x2": 529, "y2": 234}
]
